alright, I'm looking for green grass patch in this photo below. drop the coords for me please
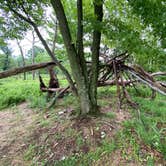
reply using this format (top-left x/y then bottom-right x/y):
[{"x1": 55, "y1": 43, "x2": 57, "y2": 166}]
[
  {"x1": 122, "y1": 93, "x2": 166, "y2": 159},
  {"x1": 0, "y1": 78, "x2": 41, "y2": 109}
]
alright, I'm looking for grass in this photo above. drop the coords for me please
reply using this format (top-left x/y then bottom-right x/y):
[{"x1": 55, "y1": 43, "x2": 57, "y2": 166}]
[
  {"x1": 0, "y1": 75, "x2": 68, "y2": 110},
  {"x1": 0, "y1": 77, "x2": 165, "y2": 165},
  {"x1": 0, "y1": 77, "x2": 43, "y2": 110},
  {"x1": 128, "y1": 99, "x2": 166, "y2": 156}
]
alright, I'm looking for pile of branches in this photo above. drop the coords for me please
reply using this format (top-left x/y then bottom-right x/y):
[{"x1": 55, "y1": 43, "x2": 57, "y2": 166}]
[
  {"x1": 97, "y1": 51, "x2": 166, "y2": 108},
  {"x1": 39, "y1": 51, "x2": 166, "y2": 109}
]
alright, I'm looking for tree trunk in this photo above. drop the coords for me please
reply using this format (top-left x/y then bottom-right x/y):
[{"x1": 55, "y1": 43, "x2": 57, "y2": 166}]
[
  {"x1": 16, "y1": 40, "x2": 26, "y2": 80},
  {"x1": 32, "y1": 31, "x2": 35, "y2": 80},
  {"x1": 89, "y1": 0, "x2": 103, "y2": 113},
  {"x1": 47, "y1": 65, "x2": 60, "y2": 99},
  {"x1": 51, "y1": 0, "x2": 103, "y2": 115},
  {"x1": 51, "y1": 0, "x2": 92, "y2": 115}
]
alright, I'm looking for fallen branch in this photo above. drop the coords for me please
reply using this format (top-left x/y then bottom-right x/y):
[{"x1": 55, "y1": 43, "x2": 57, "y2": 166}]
[
  {"x1": 98, "y1": 79, "x2": 134, "y2": 87},
  {"x1": 41, "y1": 87, "x2": 71, "y2": 92},
  {"x1": 0, "y1": 62, "x2": 56, "y2": 79},
  {"x1": 151, "y1": 72, "x2": 166, "y2": 77},
  {"x1": 125, "y1": 65, "x2": 166, "y2": 96},
  {"x1": 41, "y1": 80, "x2": 134, "y2": 93},
  {"x1": 48, "y1": 86, "x2": 70, "y2": 109}
]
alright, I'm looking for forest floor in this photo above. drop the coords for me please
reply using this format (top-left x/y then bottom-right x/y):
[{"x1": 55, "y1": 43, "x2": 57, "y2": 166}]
[{"x1": 0, "y1": 98, "x2": 165, "y2": 166}]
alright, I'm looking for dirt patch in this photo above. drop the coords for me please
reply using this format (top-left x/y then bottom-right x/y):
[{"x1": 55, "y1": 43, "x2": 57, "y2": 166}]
[
  {"x1": 0, "y1": 102, "x2": 37, "y2": 166},
  {"x1": 26, "y1": 105, "x2": 132, "y2": 165}
]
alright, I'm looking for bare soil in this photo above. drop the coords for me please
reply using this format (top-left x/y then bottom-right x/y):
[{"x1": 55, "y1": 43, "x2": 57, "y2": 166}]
[{"x1": 0, "y1": 102, "x2": 37, "y2": 166}]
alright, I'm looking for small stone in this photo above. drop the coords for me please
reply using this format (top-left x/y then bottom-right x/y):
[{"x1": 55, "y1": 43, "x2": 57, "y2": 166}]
[
  {"x1": 101, "y1": 131, "x2": 106, "y2": 138},
  {"x1": 61, "y1": 156, "x2": 66, "y2": 160},
  {"x1": 58, "y1": 111, "x2": 64, "y2": 115}
]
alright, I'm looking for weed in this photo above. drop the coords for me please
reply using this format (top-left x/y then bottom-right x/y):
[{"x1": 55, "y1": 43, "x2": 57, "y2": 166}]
[
  {"x1": 24, "y1": 144, "x2": 36, "y2": 161},
  {"x1": 104, "y1": 111, "x2": 116, "y2": 119},
  {"x1": 28, "y1": 95, "x2": 47, "y2": 109}
]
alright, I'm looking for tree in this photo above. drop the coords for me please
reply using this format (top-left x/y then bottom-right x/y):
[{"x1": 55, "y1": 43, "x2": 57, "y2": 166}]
[
  {"x1": 0, "y1": 0, "x2": 76, "y2": 94},
  {"x1": 0, "y1": 45, "x2": 12, "y2": 71},
  {"x1": 16, "y1": 39, "x2": 26, "y2": 80},
  {"x1": 0, "y1": 0, "x2": 103, "y2": 115},
  {"x1": 51, "y1": 0, "x2": 103, "y2": 114},
  {"x1": 102, "y1": 0, "x2": 166, "y2": 71}
]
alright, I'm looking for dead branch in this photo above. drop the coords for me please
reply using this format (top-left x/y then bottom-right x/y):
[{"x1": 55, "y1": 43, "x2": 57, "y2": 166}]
[
  {"x1": 150, "y1": 72, "x2": 166, "y2": 77},
  {"x1": 48, "y1": 86, "x2": 70, "y2": 109},
  {"x1": 0, "y1": 62, "x2": 56, "y2": 79},
  {"x1": 124, "y1": 65, "x2": 166, "y2": 96},
  {"x1": 41, "y1": 87, "x2": 70, "y2": 92},
  {"x1": 98, "y1": 79, "x2": 134, "y2": 87}
]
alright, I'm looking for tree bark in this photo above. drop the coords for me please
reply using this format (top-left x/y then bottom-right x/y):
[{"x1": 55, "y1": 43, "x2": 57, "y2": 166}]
[
  {"x1": 32, "y1": 31, "x2": 35, "y2": 80},
  {"x1": 16, "y1": 40, "x2": 26, "y2": 80},
  {"x1": 0, "y1": 62, "x2": 56, "y2": 79},
  {"x1": 76, "y1": 0, "x2": 88, "y2": 83},
  {"x1": 51, "y1": 0, "x2": 93, "y2": 115},
  {"x1": 89, "y1": 0, "x2": 103, "y2": 113}
]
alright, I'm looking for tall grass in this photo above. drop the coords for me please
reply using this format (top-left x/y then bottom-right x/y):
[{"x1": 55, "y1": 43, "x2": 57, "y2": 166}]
[
  {"x1": 0, "y1": 75, "x2": 69, "y2": 110},
  {"x1": 0, "y1": 77, "x2": 44, "y2": 110}
]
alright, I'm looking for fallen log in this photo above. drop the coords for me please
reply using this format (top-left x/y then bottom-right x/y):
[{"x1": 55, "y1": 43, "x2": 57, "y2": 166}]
[
  {"x1": 0, "y1": 62, "x2": 56, "y2": 79},
  {"x1": 98, "y1": 80, "x2": 134, "y2": 87},
  {"x1": 41, "y1": 87, "x2": 69, "y2": 92},
  {"x1": 41, "y1": 80, "x2": 134, "y2": 93},
  {"x1": 150, "y1": 72, "x2": 166, "y2": 77},
  {"x1": 125, "y1": 65, "x2": 166, "y2": 96}
]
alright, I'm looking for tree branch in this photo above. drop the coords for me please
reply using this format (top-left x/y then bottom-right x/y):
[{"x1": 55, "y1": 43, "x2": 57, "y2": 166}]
[{"x1": 0, "y1": 62, "x2": 56, "y2": 79}]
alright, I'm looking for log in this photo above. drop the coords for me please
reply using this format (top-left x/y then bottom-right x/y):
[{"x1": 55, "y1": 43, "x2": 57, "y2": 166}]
[
  {"x1": 98, "y1": 80, "x2": 134, "y2": 87},
  {"x1": 125, "y1": 65, "x2": 166, "y2": 96},
  {"x1": 150, "y1": 72, "x2": 166, "y2": 77},
  {"x1": 0, "y1": 62, "x2": 56, "y2": 79},
  {"x1": 41, "y1": 80, "x2": 134, "y2": 93},
  {"x1": 41, "y1": 87, "x2": 69, "y2": 92}
]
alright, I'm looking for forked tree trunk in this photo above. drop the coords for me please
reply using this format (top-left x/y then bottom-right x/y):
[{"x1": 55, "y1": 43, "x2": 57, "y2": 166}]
[
  {"x1": 51, "y1": 0, "x2": 103, "y2": 115},
  {"x1": 51, "y1": 0, "x2": 91, "y2": 115}
]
